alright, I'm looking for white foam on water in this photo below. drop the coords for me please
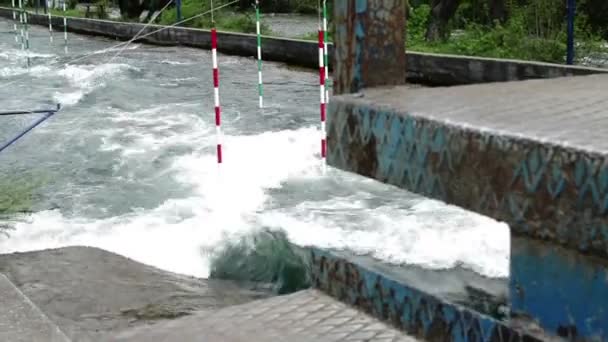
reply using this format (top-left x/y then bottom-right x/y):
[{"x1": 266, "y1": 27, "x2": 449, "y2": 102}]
[
  {"x1": 99, "y1": 104, "x2": 209, "y2": 157},
  {"x1": 258, "y1": 197, "x2": 509, "y2": 278},
  {"x1": 160, "y1": 60, "x2": 193, "y2": 66},
  {"x1": 0, "y1": 122, "x2": 509, "y2": 279},
  {"x1": 58, "y1": 63, "x2": 137, "y2": 88},
  {"x1": 88, "y1": 44, "x2": 141, "y2": 55},
  {"x1": 0, "y1": 65, "x2": 52, "y2": 77},
  {"x1": 52, "y1": 63, "x2": 138, "y2": 106},
  {"x1": 0, "y1": 126, "x2": 324, "y2": 278},
  {"x1": 53, "y1": 90, "x2": 85, "y2": 106},
  {"x1": 0, "y1": 50, "x2": 56, "y2": 61}
]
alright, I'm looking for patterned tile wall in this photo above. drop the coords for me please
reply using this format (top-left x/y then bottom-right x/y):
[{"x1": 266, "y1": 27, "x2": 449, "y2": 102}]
[
  {"x1": 327, "y1": 100, "x2": 608, "y2": 260},
  {"x1": 333, "y1": 0, "x2": 406, "y2": 95},
  {"x1": 310, "y1": 248, "x2": 544, "y2": 342},
  {"x1": 326, "y1": 99, "x2": 608, "y2": 340}
]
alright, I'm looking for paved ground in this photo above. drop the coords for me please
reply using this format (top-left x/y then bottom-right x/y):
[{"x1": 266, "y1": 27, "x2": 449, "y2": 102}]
[
  {"x1": 0, "y1": 274, "x2": 70, "y2": 342},
  {"x1": 358, "y1": 74, "x2": 608, "y2": 154},
  {"x1": 113, "y1": 289, "x2": 418, "y2": 342},
  {"x1": 0, "y1": 247, "x2": 418, "y2": 341}
]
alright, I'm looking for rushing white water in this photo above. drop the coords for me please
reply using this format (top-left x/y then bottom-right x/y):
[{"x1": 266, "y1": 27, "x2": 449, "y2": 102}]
[{"x1": 0, "y1": 20, "x2": 510, "y2": 279}]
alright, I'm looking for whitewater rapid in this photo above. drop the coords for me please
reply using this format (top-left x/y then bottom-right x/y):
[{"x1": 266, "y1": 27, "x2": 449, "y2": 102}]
[{"x1": 0, "y1": 20, "x2": 510, "y2": 279}]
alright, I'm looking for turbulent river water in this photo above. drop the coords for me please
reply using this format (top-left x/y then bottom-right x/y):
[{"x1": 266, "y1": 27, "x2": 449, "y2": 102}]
[{"x1": 0, "y1": 19, "x2": 509, "y2": 279}]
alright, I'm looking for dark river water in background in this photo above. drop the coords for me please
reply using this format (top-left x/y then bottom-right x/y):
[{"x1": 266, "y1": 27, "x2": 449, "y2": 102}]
[{"x1": 0, "y1": 18, "x2": 509, "y2": 279}]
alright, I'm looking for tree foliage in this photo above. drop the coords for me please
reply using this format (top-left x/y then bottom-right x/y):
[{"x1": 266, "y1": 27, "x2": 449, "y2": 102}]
[{"x1": 409, "y1": 0, "x2": 607, "y2": 64}]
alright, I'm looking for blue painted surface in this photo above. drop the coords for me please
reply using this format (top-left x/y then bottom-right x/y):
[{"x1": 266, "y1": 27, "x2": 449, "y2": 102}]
[{"x1": 511, "y1": 238, "x2": 608, "y2": 340}]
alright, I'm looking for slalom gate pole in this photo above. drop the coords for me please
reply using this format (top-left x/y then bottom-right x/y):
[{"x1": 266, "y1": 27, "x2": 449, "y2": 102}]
[
  {"x1": 210, "y1": 1, "x2": 222, "y2": 164},
  {"x1": 47, "y1": 0, "x2": 53, "y2": 43},
  {"x1": 322, "y1": 0, "x2": 329, "y2": 104},
  {"x1": 318, "y1": 29, "x2": 326, "y2": 172},
  {"x1": 255, "y1": 0, "x2": 263, "y2": 108}
]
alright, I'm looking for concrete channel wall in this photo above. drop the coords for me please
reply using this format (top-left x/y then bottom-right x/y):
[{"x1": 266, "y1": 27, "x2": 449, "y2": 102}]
[{"x1": 0, "y1": 7, "x2": 606, "y2": 86}]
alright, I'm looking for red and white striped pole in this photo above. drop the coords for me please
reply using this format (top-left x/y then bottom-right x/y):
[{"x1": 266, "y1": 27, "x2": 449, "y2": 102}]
[
  {"x1": 211, "y1": 27, "x2": 222, "y2": 164},
  {"x1": 318, "y1": 29, "x2": 326, "y2": 171}
]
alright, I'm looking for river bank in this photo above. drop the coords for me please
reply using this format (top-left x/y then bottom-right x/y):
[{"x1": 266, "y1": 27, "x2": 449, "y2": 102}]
[{"x1": 1, "y1": 8, "x2": 606, "y2": 86}]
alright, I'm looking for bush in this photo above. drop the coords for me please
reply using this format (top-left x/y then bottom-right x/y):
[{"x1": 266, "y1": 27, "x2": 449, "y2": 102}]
[
  {"x1": 408, "y1": 2, "x2": 607, "y2": 65},
  {"x1": 158, "y1": 0, "x2": 272, "y2": 34}
]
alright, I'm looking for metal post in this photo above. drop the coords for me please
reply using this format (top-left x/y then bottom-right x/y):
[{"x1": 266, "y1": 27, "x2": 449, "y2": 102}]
[
  {"x1": 63, "y1": 0, "x2": 68, "y2": 53},
  {"x1": 566, "y1": 0, "x2": 575, "y2": 65},
  {"x1": 48, "y1": 0, "x2": 54, "y2": 43},
  {"x1": 11, "y1": 0, "x2": 19, "y2": 44},
  {"x1": 176, "y1": 0, "x2": 181, "y2": 23}
]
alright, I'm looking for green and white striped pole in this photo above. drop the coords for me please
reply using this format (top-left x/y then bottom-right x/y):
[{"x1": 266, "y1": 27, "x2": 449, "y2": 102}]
[
  {"x1": 322, "y1": 0, "x2": 329, "y2": 104},
  {"x1": 63, "y1": 0, "x2": 68, "y2": 53},
  {"x1": 18, "y1": 0, "x2": 30, "y2": 67},
  {"x1": 47, "y1": 0, "x2": 54, "y2": 43},
  {"x1": 24, "y1": 5, "x2": 30, "y2": 68},
  {"x1": 18, "y1": 0, "x2": 25, "y2": 51},
  {"x1": 255, "y1": 0, "x2": 263, "y2": 108},
  {"x1": 11, "y1": 0, "x2": 19, "y2": 44}
]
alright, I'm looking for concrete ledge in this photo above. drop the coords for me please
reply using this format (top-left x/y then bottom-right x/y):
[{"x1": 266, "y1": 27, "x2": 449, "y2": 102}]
[
  {"x1": 309, "y1": 248, "x2": 552, "y2": 342},
  {"x1": 326, "y1": 74, "x2": 608, "y2": 339},
  {"x1": 0, "y1": 7, "x2": 606, "y2": 86}
]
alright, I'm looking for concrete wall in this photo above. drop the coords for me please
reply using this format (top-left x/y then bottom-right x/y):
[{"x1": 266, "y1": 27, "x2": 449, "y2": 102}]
[
  {"x1": 326, "y1": 80, "x2": 608, "y2": 340},
  {"x1": 309, "y1": 247, "x2": 549, "y2": 342},
  {"x1": 0, "y1": 7, "x2": 606, "y2": 86}
]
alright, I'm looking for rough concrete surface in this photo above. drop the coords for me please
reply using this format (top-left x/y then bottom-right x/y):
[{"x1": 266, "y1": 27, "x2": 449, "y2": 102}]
[
  {"x1": 113, "y1": 289, "x2": 419, "y2": 342},
  {"x1": 0, "y1": 246, "x2": 273, "y2": 341},
  {"x1": 0, "y1": 273, "x2": 70, "y2": 342}
]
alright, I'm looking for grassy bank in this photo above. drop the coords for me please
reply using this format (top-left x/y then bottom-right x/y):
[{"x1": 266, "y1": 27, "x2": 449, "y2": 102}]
[
  {"x1": 0, "y1": 176, "x2": 38, "y2": 234},
  {"x1": 157, "y1": 0, "x2": 272, "y2": 34}
]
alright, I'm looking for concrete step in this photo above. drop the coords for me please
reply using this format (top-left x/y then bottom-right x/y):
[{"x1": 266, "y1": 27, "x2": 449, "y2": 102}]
[
  {"x1": 112, "y1": 289, "x2": 419, "y2": 342},
  {"x1": 0, "y1": 273, "x2": 71, "y2": 342}
]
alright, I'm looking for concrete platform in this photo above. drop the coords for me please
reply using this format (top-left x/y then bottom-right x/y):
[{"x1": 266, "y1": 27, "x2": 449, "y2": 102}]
[
  {"x1": 327, "y1": 73, "x2": 608, "y2": 339},
  {"x1": 113, "y1": 289, "x2": 418, "y2": 342},
  {"x1": 0, "y1": 274, "x2": 70, "y2": 342}
]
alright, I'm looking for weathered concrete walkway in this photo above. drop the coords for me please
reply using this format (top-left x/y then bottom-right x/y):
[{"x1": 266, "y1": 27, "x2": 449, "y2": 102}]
[
  {"x1": 0, "y1": 247, "x2": 418, "y2": 341},
  {"x1": 0, "y1": 274, "x2": 70, "y2": 342},
  {"x1": 113, "y1": 289, "x2": 417, "y2": 342}
]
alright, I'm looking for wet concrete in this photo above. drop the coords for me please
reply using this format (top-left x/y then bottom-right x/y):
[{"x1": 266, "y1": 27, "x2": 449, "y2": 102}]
[{"x1": 0, "y1": 246, "x2": 274, "y2": 341}]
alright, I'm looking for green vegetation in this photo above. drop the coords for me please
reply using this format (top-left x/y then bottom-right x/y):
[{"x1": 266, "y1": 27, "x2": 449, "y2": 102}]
[
  {"x1": 0, "y1": 178, "x2": 36, "y2": 216},
  {"x1": 157, "y1": 0, "x2": 271, "y2": 34},
  {"x1": 405, "y1": 0, "x2": 607, "y2": 64},
  {"x1": 49, "y1": 8, "x2": 84, "y2": 18},
  {"x1": 0, "y1": 176, "x2": 40, "y2": 234},
  {"x1": 298, "y1": 30, "x2": 332, "y2": 42},
  {"x1": 208, "y1": 228, "x2": 311, "y2": 295},
  {"x1": 5, "y1": 0, "x2": 606, "y2": 65}
]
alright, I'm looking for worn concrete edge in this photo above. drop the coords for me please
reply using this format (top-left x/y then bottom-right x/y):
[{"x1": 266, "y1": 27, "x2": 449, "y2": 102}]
[
  {"x1": 1, "y1": 7, "x2": 606, "y2": 86},
  {"x1": 341, "y1": 85, "x2": 608, "y2": 163},
  {"x1": 0, "y1": 273, "x2": 71, "y2": 342},
  {"x1": 308, "y1": 247, "x2": 555, "y2": 342},
  {"x1": 327, "y1": 89, "x2": 608, "y2": 257}
]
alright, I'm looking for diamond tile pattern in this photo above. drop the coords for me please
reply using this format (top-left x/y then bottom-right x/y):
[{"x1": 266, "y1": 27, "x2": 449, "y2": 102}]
[
  {"x1": 310, "y1": 249, "x2": 549, "y2": 342},
  {"x1": 327, "y1": 80, "x2": 608, "y2": 260},
  {"x1": 113, "y1": 289, "x2": 419, "y2": 342}
]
